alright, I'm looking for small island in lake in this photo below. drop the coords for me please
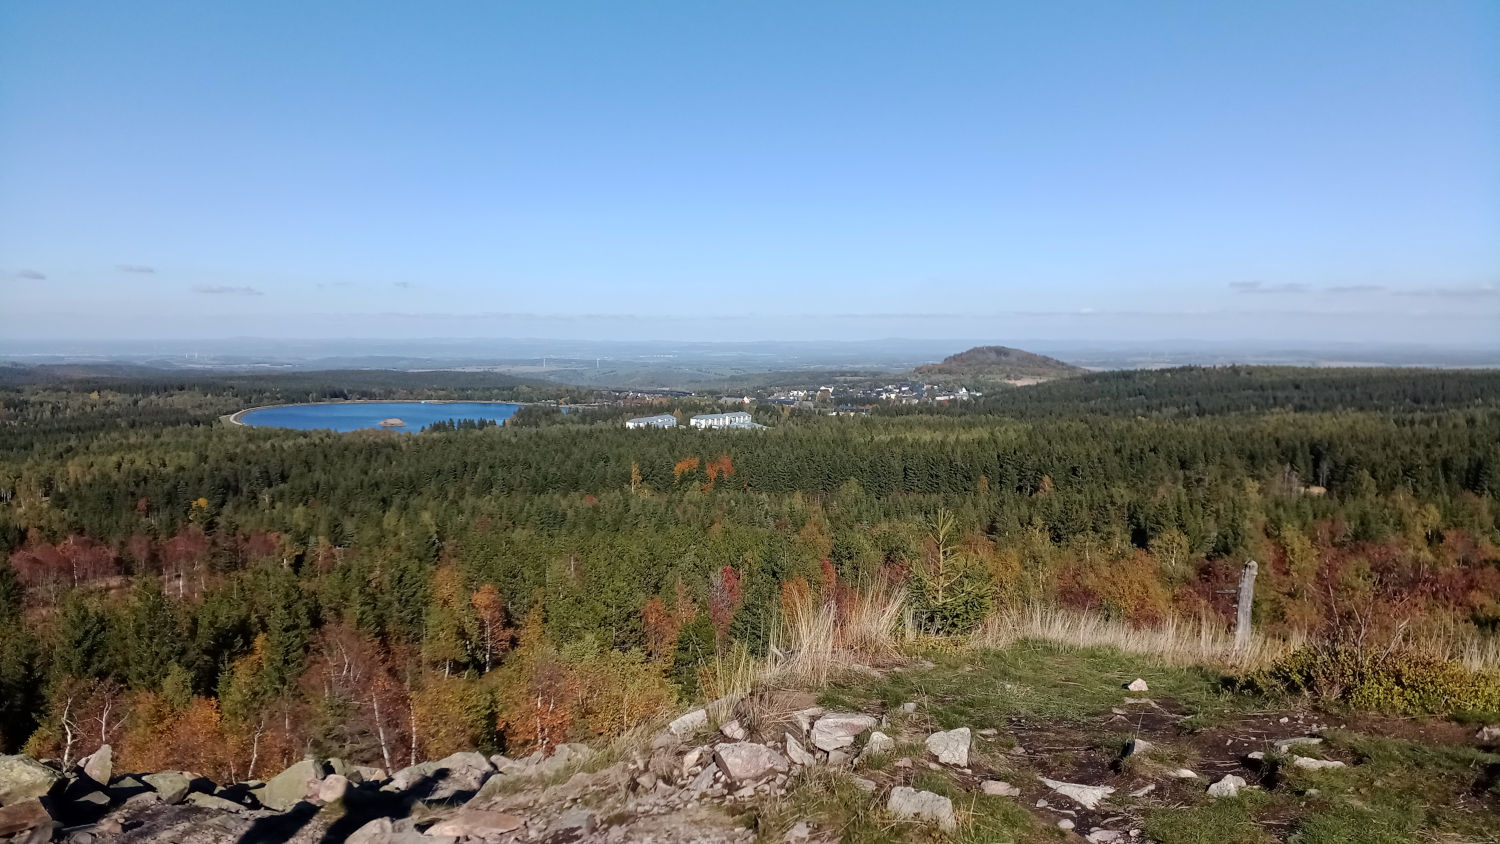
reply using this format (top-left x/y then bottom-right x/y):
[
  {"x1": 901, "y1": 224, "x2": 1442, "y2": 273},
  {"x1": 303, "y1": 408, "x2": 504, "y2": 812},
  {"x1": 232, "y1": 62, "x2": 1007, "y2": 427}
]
[{"x1": 377, "y1": 418, "x2": 406, "y2": 428}]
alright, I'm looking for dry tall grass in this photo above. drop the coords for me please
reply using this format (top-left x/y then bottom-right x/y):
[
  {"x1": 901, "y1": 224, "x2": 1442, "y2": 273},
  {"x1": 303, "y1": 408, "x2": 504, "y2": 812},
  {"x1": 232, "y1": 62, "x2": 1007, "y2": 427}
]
[
  {"x1": 1385, "y1": 621, "x2": 1500, "y2": 675},
  {"x1": 970, "y1": 604, "x2": 1301, "y2": 671},
  {"x1": 685, "y1": 590, "x2": 1499, "y2": 737},
  {"x1": 771, "y1": 580, "x2": 911, "y2": 687}
]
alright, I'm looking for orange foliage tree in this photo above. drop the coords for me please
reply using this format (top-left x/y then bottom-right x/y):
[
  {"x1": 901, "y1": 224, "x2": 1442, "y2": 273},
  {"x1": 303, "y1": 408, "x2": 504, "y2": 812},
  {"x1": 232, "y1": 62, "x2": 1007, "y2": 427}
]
[
  {"x1": 708, "y1": 566, "x2": 742, "y2": 642},
  {"x1": 470, "y1": 583, "x2": 511, "y2": 672},
  {"x1": 495, "y1": 607, "x2": 575, "y2": 755},
  {"x1": 412, "y1": 674, "x2": 490, "y2": 761},
  {"x1": 673, "y1": 457, "x2": 701, "y2": 482}
]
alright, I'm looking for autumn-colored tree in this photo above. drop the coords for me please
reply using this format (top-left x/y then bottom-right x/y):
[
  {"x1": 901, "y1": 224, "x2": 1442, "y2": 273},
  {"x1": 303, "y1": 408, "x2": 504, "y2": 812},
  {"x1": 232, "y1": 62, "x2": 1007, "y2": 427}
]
[
  {"x1": 495, "y1": 606, "x2": 574, "y2": 754},
  {"x1": 161, "y1": 528, "x2": 210, "y2": 599},
  {"x1": 779, "y1": 576, "x2": 812, "y2": 618},
  {"x1": 117, "y1": 690, "x2": 173, "y2": 774},
  {"x1": 469, "y1": 584, "x2": 511, "y2": 672},
  {"x1": 300, "y1": 622, "x2": 409, "y2": 771},
  {"x1": 216, "y1": 633, "x2": 306, "y2": 779},
  {"x1": 673, "y1": 457, "x2": 700, "y2": 482},
  {"x1": 641, "y1": 596, "x2": 677, "y2": 662},
  {"x1": 117, "y1": 688, "x2": 250, "y2": 782},
  {"x1": 423, "y1": 565, "x2": 477, "y2": 676},
  {"x1": 59, "y1": 536, "x2": 117, "y2": 587},
  {"x1": 708, "y1": 566, "x2": 742, "y2": 642},
  {"x1": 26, "y1": 677, "x2": 125, "y2": 768},
  {"x1": 704, "y1": 454, "x2": 735, "y2": 484},
  {"x1": 567, "y1": 643, "x2": 675, "y2": 739},
  {"x1": 411, "y1": 675, "x2": 489, "y2": 761}
]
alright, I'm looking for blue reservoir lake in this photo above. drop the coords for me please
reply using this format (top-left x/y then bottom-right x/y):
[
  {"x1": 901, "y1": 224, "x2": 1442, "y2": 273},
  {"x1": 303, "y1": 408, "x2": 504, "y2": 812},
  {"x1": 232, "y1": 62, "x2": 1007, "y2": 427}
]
[{"x1": 236, "y1": 401, "x2": 522, "y2": 433}]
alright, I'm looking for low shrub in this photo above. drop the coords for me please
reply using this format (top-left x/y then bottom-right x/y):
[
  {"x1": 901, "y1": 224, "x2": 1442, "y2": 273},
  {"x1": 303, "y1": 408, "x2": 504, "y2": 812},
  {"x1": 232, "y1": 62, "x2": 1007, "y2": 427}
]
[{"x1": 1248, "y1": 643, "x2": 1500, "y2": 715}]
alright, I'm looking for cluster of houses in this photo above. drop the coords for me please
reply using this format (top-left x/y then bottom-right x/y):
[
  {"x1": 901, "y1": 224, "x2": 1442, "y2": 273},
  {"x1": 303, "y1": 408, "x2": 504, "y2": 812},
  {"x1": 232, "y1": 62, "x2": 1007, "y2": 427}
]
[
  {"x1": 625, "y1": 410, "x2": 765, "y2": 430},
  {"x1": 763, "y1": 382, "x2": 979, "y2": 406}
]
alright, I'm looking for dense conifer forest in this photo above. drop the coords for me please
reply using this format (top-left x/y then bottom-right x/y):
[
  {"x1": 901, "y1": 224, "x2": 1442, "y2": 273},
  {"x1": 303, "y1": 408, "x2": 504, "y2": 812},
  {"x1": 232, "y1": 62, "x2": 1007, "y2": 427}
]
[{"x1": 1, "y1": 365, "x2": 1496, "y2": 781}]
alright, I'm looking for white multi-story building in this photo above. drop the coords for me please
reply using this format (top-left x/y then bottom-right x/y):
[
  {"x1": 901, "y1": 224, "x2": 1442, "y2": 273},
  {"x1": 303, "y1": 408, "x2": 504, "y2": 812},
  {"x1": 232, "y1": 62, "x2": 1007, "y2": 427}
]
[
  {"x1": 689, "y1": 411, "x2": 761, "y2": 430},
  {"x1": 625, "y1": 414, "x2": 678, "y2": 429}
]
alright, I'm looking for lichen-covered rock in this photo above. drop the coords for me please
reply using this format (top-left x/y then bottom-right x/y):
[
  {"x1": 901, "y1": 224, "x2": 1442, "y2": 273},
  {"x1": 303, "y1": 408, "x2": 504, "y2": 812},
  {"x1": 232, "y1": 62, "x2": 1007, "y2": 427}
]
[
  {"x1": 862, "y1": 730, "x2": 895, "y2": 758},
  {"x1": 792, "y1": 707, "x2": 825, "y2": 734},
  {"x1": 784, "y1": 734, "x2": 815, "y2": 766},
  {"x1": 1290, "y1": 756, "x2": 1344, "y2": 771},
  {"x1": 531, "y1": 742, "x2": 593, "y2": 778},
  {"x1": 1166, "y1": 768, "x2": 1199, "y2": 779},
  {"x1": 141, "y1": 771, "x2": 190, "y2": 804},
  {"x1": 317, "y1": 773, "x2": 350, "y2": 803},
  {"x1": 669, "y1": 709, "x2": 709, "y2": 737},
  {"x1": 548, "y1": 807, "x2": 595, "y2": 837},
  {"x1": 0, "y1": 756, "x2": 62, "y2": 806},
  {"x1": 185, "y1": 791, "x2": 246, "y2": 813},
  {"x1": 427, "y1": 809, "x2": 525, "y2": 837},
  {"x1": 713, "y1": 743, "x2": 788, "y2": 785},
  {"x1": 886, "y1": 786, "x2": 955, "y2": 830},
  {"x1": 1207, "y1": 774, "x2": 1246, "y2": 798},
  {"x1": 926, "y1": 727, "x2": 970, "y2": 766},
  {"x1": 81, "y1": 744, "x2": 113, "y2": 785},
  {"x1": 810, "y1": 713, "x2": 876, "y2": 751},
  {"x1": 1040, "y1": 777, "x2": 1114, "y2": 809},
  {"x1": 434, "y1": 751, "x2": 492, "y2": 776},
  {"x1": 258, "y1": 758, "x2": 325, "y2": 811},
  {"x1": 981, "y1": 780, "x2": 1020, "y2": 797},
  {"x1": 386, "y1": 760, "x2": 436, "y2": 792}
]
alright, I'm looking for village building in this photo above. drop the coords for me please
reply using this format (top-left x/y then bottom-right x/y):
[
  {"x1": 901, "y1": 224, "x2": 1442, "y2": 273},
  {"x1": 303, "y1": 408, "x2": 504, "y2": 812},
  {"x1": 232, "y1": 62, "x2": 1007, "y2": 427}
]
[
  {"x1": 689, "y1": 411, "x2": 763, "y2": 430},
  {"x1": 625, "y1": 413, "x2": 678, "y2": 429}
]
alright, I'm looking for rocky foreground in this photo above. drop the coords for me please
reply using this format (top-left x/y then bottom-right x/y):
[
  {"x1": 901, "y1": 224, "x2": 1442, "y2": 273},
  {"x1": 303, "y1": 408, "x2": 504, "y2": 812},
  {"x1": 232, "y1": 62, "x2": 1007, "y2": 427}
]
[{"x1": 3, "y1": 661, "x2": 1498, "y2": 843}]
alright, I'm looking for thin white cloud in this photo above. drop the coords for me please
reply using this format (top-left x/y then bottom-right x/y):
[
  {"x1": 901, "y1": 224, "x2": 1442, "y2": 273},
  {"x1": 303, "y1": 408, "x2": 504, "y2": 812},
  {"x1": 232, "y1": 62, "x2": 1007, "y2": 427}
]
[
  {"x1": 15, "y1": 269, "x2": 46, "y2": 280},
  {"x1": 117, "y1": 264, "x2": 156, "y2": 274},
  {"x1": 193, "y1": 284, "x2": 263, "y2": 296},
  {"x1": 1396, "y1": 284, "x2": 1500, "y2": 299},
  {"x1": 1229, "y1": 281, "x2": 1311, "y2": 294}
]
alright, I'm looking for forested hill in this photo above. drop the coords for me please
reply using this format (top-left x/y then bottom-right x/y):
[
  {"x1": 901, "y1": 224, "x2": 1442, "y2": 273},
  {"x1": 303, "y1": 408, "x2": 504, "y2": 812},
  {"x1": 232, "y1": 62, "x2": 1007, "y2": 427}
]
[
  {"x1": 0, "y1": 364, "x2": 1497, "y2": 786},
  {"x1": 913, "y1": 345, "x2": 1084, "y2": 384},
  {"x1": 906, "y1": 365, "x2": 1500, "y2": 418}
]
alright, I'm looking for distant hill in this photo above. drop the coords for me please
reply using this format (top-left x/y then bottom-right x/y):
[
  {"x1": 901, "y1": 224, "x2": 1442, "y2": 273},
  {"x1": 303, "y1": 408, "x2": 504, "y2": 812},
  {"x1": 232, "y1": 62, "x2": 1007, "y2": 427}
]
[{"x1": 914, "y1": 345, "x2": 1085, "y2": 385}]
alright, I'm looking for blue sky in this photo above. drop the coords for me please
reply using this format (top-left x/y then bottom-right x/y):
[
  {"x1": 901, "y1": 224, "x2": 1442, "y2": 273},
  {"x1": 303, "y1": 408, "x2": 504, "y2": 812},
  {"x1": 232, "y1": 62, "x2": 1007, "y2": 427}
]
[{"x1": 2, "y1": 1, "x2": 1497, "y2": 344}]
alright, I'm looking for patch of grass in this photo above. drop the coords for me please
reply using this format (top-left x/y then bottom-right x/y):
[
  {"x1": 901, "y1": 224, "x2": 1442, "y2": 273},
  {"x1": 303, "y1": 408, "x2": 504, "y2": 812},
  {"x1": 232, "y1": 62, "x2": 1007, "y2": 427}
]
[
  {"x1": 754, "y1": 768, "x2": 899, "y2": 844},
  {"x1": 761, "y1": 765, "x2": 1052, "y2": 843},
  {"x1": 1281, "y1": 730, "x2": 1500, "y2": 842},
  {"x1": 1143, "y1": 791, "x2": 1280, "y2": 844},
  {"x1": 952, "y1": 793, "x2": 1057, "y2": 844},
  {"x1": 1290, "y1": 800, "x2": 1432, "y2": 844},
  {"x1": 820, "y1": 640, "x2": 1246, "y2": 730}
]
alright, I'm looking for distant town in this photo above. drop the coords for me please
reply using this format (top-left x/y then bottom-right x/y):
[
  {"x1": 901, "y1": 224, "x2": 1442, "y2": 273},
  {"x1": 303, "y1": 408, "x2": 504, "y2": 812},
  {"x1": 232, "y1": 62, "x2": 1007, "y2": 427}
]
[{"x1": 617, "y1": 380, "x2": 982, "y2": 428}]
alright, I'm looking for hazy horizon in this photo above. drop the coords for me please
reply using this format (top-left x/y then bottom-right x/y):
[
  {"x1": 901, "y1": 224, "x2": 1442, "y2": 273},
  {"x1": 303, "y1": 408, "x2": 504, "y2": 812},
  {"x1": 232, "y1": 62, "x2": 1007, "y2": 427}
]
[{"x1": 3, "y1": 2, "x2": 1498, "y2": 345}]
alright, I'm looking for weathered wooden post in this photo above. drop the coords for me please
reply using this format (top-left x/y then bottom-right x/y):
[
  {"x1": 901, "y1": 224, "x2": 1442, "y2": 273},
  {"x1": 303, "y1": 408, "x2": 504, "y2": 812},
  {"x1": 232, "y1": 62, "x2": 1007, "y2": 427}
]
[{"x1": 1235, "y1": 559, "x2": 1258, "y2": 649}]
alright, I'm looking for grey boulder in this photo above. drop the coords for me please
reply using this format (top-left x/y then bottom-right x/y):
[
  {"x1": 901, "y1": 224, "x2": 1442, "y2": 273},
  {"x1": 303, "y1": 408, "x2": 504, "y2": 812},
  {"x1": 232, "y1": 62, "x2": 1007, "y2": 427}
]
[
  {"x1": 886, "y1": 786, "x2": 956, "y2": 831},
  {"x1": 713, "y1": 743, "x2": 789, "y2": 785},
  {"x1": 257, "y1": 758, "x2": 325, "y2": 811},
  {"x1": 0, "y1": 756, "x2": 62, "y2": 805}
]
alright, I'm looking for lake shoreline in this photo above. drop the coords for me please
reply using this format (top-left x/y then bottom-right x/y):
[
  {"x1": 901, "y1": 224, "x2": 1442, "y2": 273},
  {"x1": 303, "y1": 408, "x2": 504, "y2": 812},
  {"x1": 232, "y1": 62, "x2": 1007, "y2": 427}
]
[{"x1": 224, "y1": 399, "x2": 535, "y2": 429}]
